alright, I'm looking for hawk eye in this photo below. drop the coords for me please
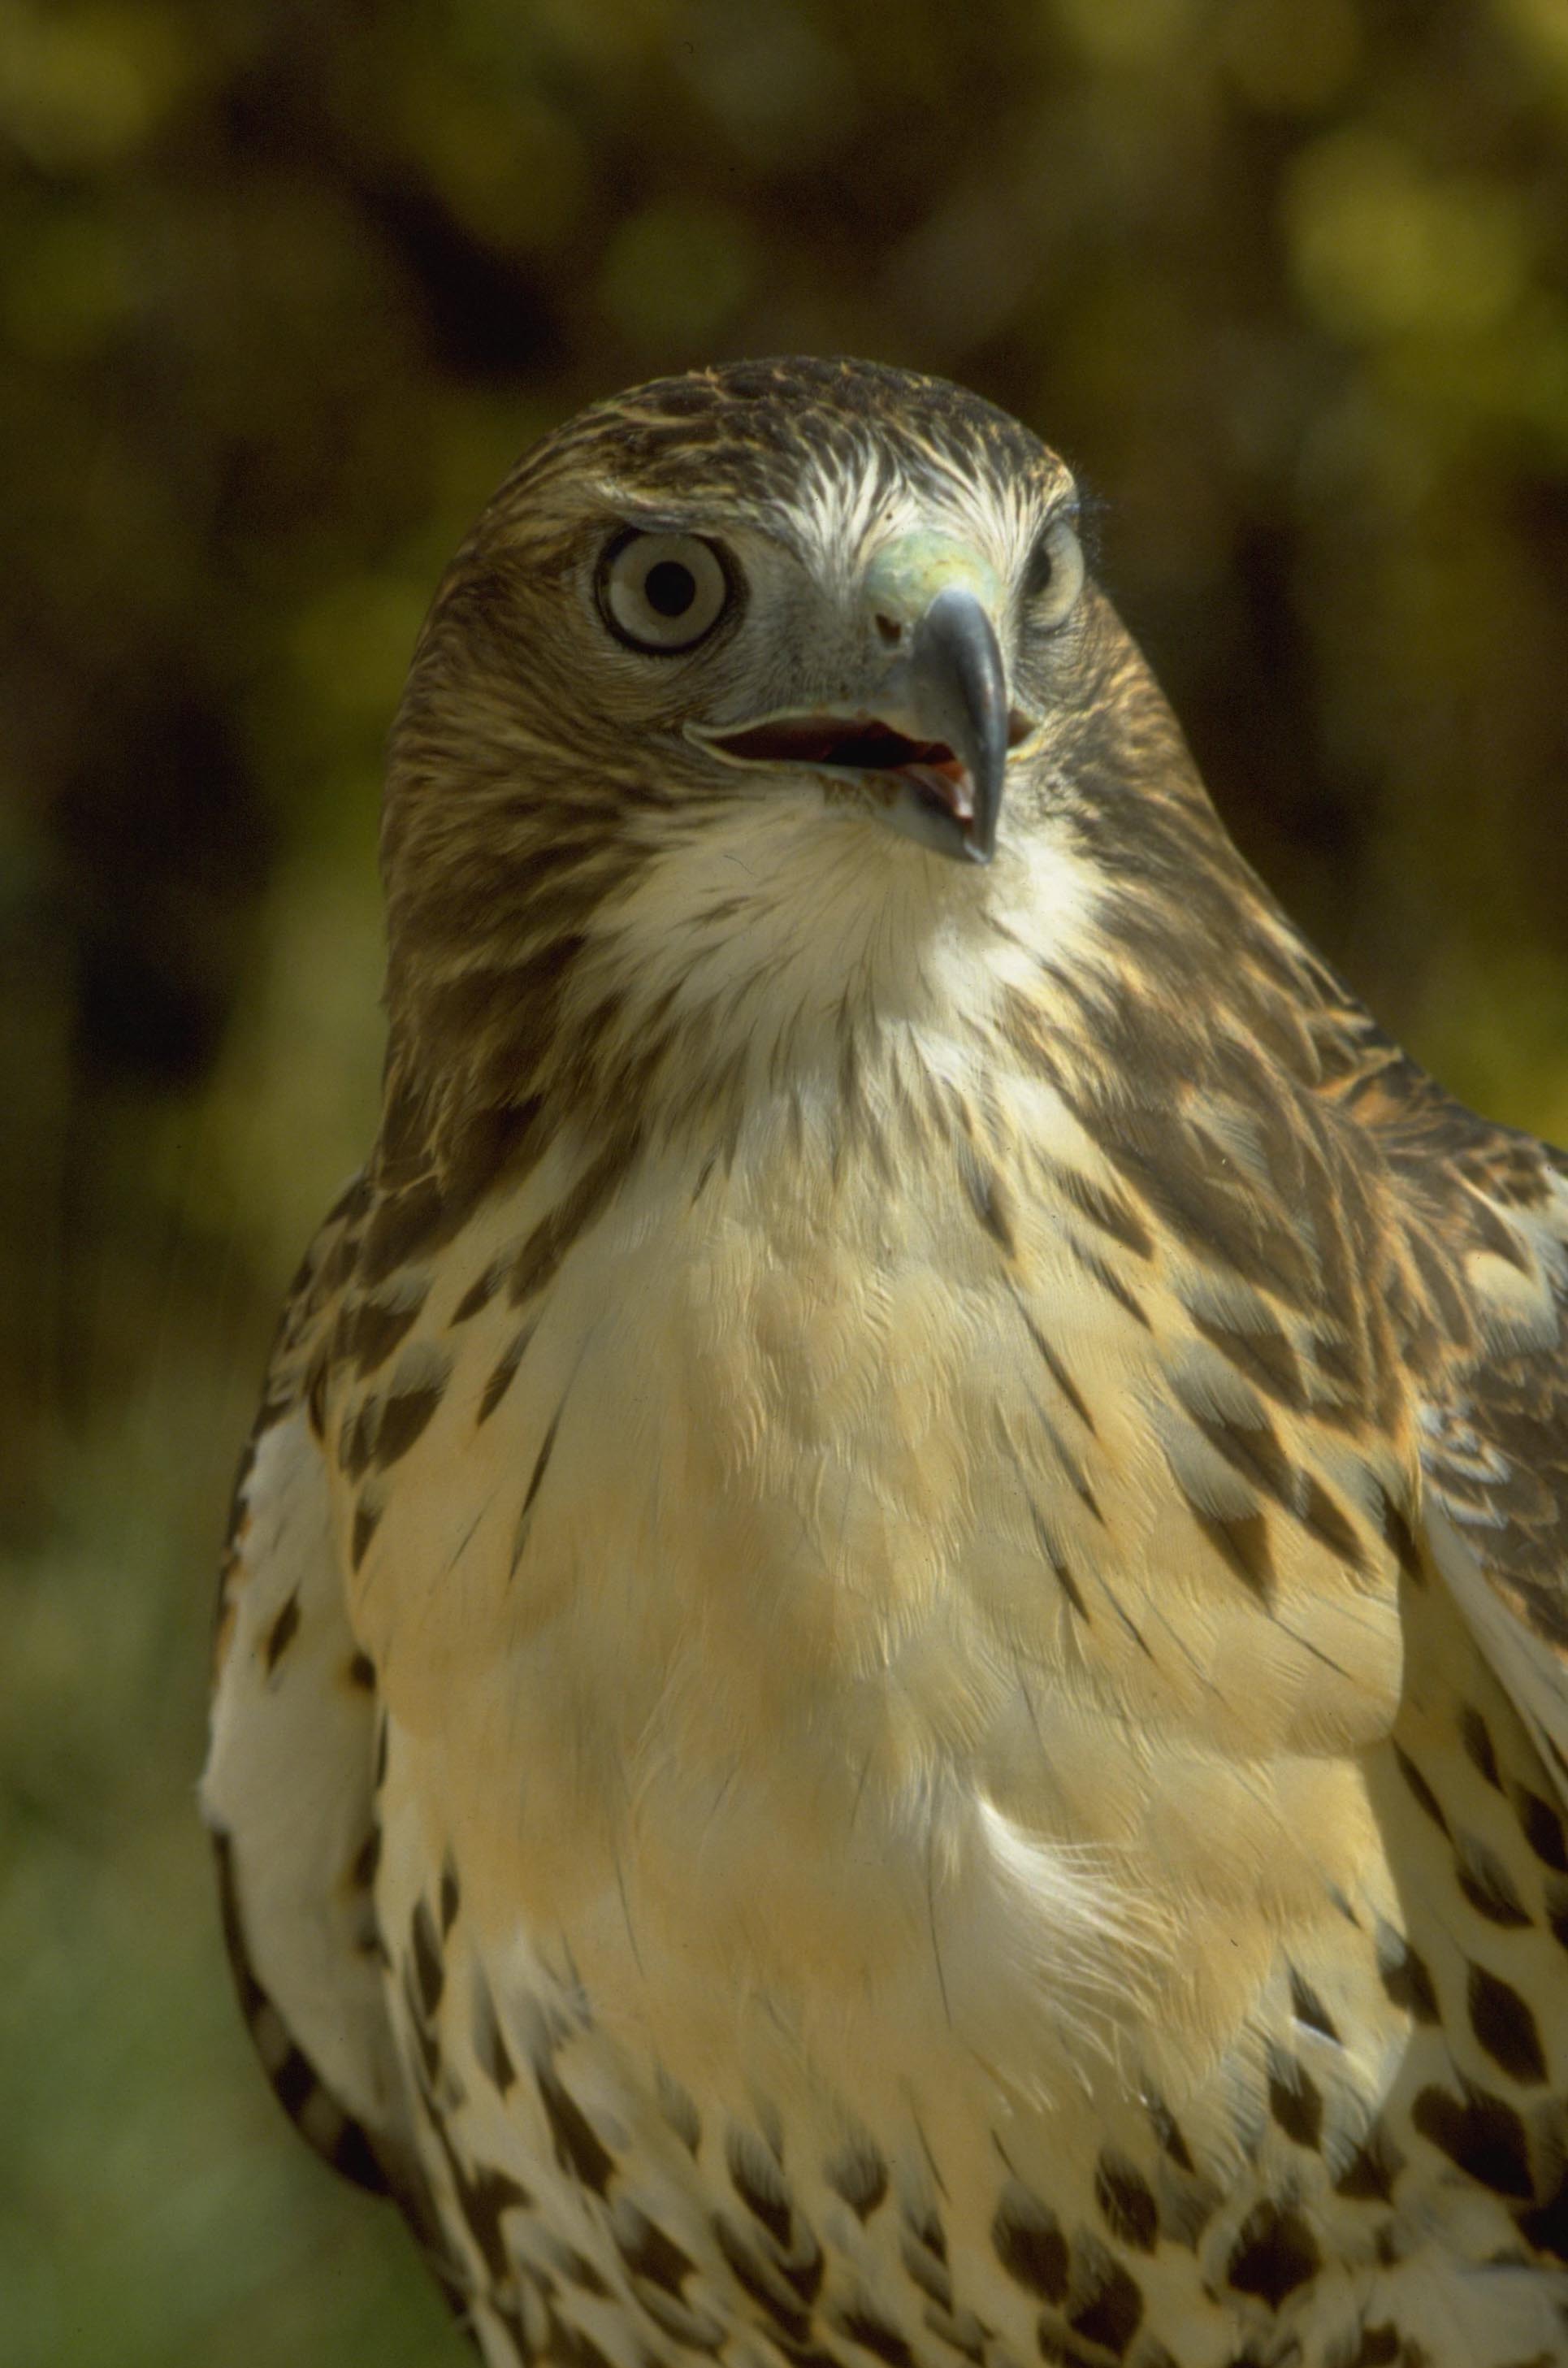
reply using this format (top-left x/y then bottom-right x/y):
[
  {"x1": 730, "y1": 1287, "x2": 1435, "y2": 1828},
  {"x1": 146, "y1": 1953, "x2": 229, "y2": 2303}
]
[
  {"x1": 1022, "y1": 514, "x2": 1085, "y2": 630},
  {"x1": 599, "y1": 531, "x2": 731, "y2": 653}
]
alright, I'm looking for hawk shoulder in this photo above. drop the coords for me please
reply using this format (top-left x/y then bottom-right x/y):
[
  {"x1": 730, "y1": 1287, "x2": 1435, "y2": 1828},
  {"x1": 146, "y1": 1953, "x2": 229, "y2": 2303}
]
[
  {"x1": 1368, "y1": 1064, "x2": 1568, "y2": 1804},
  {"x1": 202, "y1": 1177, "x2": 415, "y2": 2201}
]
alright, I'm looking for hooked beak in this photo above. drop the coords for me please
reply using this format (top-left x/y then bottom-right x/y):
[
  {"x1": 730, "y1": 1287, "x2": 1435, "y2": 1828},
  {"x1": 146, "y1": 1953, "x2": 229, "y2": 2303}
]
[
  {"x1": 899, "y1": 585, "x2": 1011, "y2": 864},
  {"x1": 691, "y1": 583, "x2": 1022, "y2": 867}
]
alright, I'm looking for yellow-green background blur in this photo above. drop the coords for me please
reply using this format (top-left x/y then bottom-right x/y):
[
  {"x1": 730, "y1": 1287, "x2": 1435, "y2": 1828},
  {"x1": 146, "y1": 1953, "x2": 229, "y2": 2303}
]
[{"x1": 4, "y1": 1, "x2": 1568, "y2": 2361}]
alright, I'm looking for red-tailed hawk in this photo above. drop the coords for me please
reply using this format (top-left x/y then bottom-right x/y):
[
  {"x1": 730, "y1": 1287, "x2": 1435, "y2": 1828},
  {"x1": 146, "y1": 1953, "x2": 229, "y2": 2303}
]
[{"x1": 206, "y1": 359, "x2": 1568, "y2": 2367}]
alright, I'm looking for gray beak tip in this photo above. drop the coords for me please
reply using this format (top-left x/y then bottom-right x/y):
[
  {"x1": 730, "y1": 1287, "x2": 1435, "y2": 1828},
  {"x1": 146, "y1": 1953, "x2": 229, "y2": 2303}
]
[{"x1": 909, "y1": 587, "x2": 1009, "y2": 867}]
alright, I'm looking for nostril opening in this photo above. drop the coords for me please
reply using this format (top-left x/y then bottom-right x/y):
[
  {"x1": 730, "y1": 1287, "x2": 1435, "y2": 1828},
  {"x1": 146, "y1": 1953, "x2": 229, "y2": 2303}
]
[{"x1": 874, "y1": 613, "x2": 903, "y2": 646}]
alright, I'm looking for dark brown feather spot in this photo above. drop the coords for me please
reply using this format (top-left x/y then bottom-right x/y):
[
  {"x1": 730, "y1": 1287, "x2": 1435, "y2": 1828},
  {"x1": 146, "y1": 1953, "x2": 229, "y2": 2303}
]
[
  {"x1": 1016, "y1": 1488, "x2": 1089, "y2": 1617},
  {"x1": 1460, "y1": 1706, "x2": 1503, "y2": 1789},
  {"x1": 726, "y1": 2126, "x2": 792, "y2": 2247},
  {"x1": 907, "y1": 2206, "x2": 946, "y2": 2263},
  {"x1": 471, "y1": 1971, "x2": 516, "y2": 2096},
  {"x1": 271, "y1": 2041, "x2": 320, "y2": 2119},
  {"x1": 1516, "y1": 2167, "x2": 1568, "y2": 2263},
  {"x1": 339, "y1": 1399, "x2": 377, "y2": 1481},
  {"x1": 1011, "y1": 1296, "x2": 1097, "y2": 1436},
  {"x1": 329, "y1": 2117, "x2": 386, "y2": 2191},
  {"x1": 1094, "y1": 2153, "x2": 1158, "y2": 2253},
  {"x1": 410, "y1": 1897, "x2": 444, "y2": 2019},
  {"x1": 522, "y1": 1401, "x2": 564, "y2": 1522},
  {"x1": 350, "y1": 1494, "x2": 382, "y2": 1572},
  {"x1": 1068, "y1": 1240, "x2": 1150, "y2": 1329},
  {"x1": 825, "y1": 2139, "x2": 889, "y2": 2221},
  {"x1": 350, "y1": 1823, "x2": 381, "y2": 1891},
  {"x1": 402, "y1": 1971, "x2": 439, "y2": 2080},
  {"x1": 509, "y1": 1130, "x2": 640, "y2": 1308},
  {"x1": 511, "y1": 1395, "x2": 567, "y2": 1571},
  {"x1": 711, "y1": 2214, "x2": 810, "y2": 2344},
  {"x1": 1266, "y1": 2048, "x2": 1324, "y2": 2149},
  {"x1": 479, "y1": 1323, "x2": 536, "y2": 1425},
  {"x1": 375, "y1": 1372, "x2": 446, "y2": 1470},
  {"x1": 1467, "y1": 1962, "x2": 1548, "y2": 2084},
  {"x1": 1377, "y1": 1489, "x2": 1425, "y2": 1586},
  {"x1": 614, "y1": 2203, "x2": 695, "y2": 2296},
  {"x1": 452, "y1": 1261, "x2": 504, "y2": 1325},
  {"x1": 1184, "y1": 1399, "x2": 1296, "y2": 1516},
  {"x1": 343, "y1": 1288, "x2": 431, "y2": 1382},
  {"x1": 990, "y1": 2179, "x2": 1067, "y2": 2302},
  {"x1": 1189, "y1": 1503, "x2": 1275, "y2": 1604},
  {"x1": 1225, "y1": 2201, "x2": 1320, "y2": 2308},
  {"x1": 899, "y1": 2231, "x2": 951, "y2": 2309},
  {"x1": 1297, "y1": 1475, "x2": 1367, "y2": 1572},
  {"x1": 555, "y1": 2246, "x2": 609, "y2": 2296},
  {"x1": 457, "y1": 2166, "x2": 532, "y2": 2281},
  {"x1": 1189, "y1": 1308, "x2": 1306, "y2": 1414},
  {"x1": 1411, "y1": 2078, "x2": 1532, "y2": 2197},
  {"x1": 1332, "y1": 2127, "x2": 1401, "y2": 2202},
  {"x1": 780, "y1": 2235, "x2": 825, "y2": 2309},
  {"x1": 1067, "y1": 2252, "x2": 1144, "y2": 2357},
  {"x1": 836, "y1": 2305, "x2": 912, "y2": 2367},
  {"x1": 1455, "y1": 1836, "x2": 1532, "y2": 1928},
  {"x1": 1392, "y1": 1744, "x2": 1448, "y2": 1834},
  {"x1": 537, "y1": 2059, "x2": 616, "y2": 2193},
  {"x1": 1377, "y1": 1928, "x2": 1440, "y2": 2023},
  {"x1": 957, "y1": 1146, "x2": 1016, "y2": 1256},
  {"x1": 1054, "y1": 1163, "x2": 1154, "y2": 1260},
  {"x1": 351, "y1": 1290, "x2": 427, "y2": 1378},
  {"x1": 264, "y1": 1588, "x2": 301, "y2": 1673},
  {"x1": 1309, "y1": 1325, "x2": 1362, "y2": 1397},
  {"x1": 1146, "y1": 2097, "x2": 1196, "y2": 2172},
  {"x1": 1288, "y1": 1966, "x2": 1340, "y2": 2044},
  {"x1": 360, "y1": 1182, "x2": 444, "y2": 1290},
  {"x1": 1518, "y1": 1788, "x2": 1568, "y2": 1874}
]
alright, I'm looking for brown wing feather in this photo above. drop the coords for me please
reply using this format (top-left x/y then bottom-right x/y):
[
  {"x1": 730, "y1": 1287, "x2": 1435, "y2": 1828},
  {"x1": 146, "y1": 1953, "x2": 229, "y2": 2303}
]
[
  {"x1": 1360, "y1": 1059, "x2": 1568, "y2": 1796},
  {"x1": 203, "y1": 1177, "x2": 416, "y2": 2199}
]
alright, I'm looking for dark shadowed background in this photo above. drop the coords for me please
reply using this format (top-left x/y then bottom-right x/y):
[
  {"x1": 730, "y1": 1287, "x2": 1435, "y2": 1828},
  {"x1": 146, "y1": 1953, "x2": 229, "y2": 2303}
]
[{"x1": 3, "y1": 2, "x2": 1568, "y2": 2360}]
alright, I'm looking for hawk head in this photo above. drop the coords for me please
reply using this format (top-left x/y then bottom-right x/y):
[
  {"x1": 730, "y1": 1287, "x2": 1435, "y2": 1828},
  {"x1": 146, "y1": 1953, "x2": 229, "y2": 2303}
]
[{"x1": 381, "y1": 359, "x2": 1252, "y2": 1152}]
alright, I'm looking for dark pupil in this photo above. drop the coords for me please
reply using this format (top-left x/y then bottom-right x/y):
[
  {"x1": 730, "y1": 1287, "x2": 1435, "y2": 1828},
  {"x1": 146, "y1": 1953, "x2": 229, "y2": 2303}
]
[
  {"x1": 644, "y1": 558, "x2": 698, "y2": 618},
  {"x1": 1024, "y1": 533, "x2": 1055, "y2": 597}
]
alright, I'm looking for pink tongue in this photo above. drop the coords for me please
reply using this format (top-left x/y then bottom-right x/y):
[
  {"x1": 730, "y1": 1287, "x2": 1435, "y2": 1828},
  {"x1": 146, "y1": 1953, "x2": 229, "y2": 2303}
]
[{"x1": 913, "y1": 757, "x2": 974, "y2": 822}]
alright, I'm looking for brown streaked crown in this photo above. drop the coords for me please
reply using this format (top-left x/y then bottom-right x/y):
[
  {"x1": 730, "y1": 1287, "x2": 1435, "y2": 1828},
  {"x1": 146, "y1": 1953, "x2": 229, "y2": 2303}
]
[{"x1": 479, "y1": 356, "x2": 1068, "y2": 533}]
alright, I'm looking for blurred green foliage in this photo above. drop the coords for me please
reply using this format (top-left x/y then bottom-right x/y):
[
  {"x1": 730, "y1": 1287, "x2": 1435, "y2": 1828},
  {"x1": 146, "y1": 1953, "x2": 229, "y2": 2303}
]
[{"x1": 2, "y1": 0, "x2": 1567, "y2": 2360}]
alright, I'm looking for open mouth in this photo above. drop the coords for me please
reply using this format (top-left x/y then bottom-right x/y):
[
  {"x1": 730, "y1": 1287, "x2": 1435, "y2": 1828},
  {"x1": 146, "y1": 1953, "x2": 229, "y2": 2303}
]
[{"x1": 708, "y1": 712, "x2": 1033, "y2": 829}]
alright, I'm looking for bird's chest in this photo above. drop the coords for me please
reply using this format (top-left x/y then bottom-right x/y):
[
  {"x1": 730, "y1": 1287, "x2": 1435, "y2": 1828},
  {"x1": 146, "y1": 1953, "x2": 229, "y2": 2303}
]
[
  {"x1": 347, "y1": 1118, "x2": 1176, "y2": 2067},
  {"x1": 341, "y1": 1129, "x2": 1568, "y2": 2367},
  {"x1": 345, "y1": 1104, "x2": 1405, "y2": 2054},
  {"x1": 353, "y1": 1121, "x2": 1153, "y2": 1844}
]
